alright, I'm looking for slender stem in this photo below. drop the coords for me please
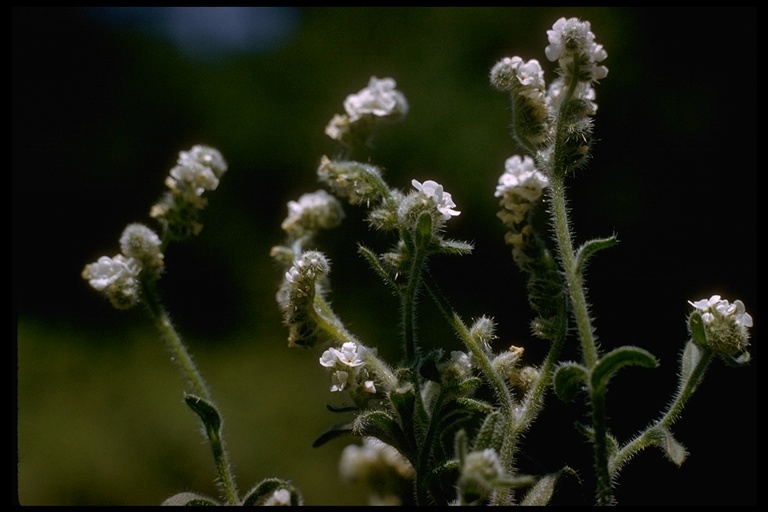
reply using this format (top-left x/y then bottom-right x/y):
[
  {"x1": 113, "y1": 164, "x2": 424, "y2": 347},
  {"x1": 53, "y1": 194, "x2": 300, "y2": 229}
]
[
  {"x1": 142, "y1": 280, "x2": 240, "y2": 505},
  {"x1": 402, "y1": 248, "x2": 427, "y2": 362},
  {"x1": 611, "y1": 344, "x2": 714, "y2": 475},
  {"x1": 548, "y1": 174, "x2": 597, "y2": 368}
]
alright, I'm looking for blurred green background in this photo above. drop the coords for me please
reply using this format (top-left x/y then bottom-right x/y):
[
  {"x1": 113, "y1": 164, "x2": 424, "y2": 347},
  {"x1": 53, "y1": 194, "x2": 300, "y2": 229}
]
[{"x1": 14, "y1": 7, "x2": 755, "y2": 506}]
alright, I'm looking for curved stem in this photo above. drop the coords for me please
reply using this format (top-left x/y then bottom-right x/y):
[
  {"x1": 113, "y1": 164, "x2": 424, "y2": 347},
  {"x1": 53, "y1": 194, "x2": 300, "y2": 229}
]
[{"x1": 611, "y1": 344, "x2": 714, "y2": 476}]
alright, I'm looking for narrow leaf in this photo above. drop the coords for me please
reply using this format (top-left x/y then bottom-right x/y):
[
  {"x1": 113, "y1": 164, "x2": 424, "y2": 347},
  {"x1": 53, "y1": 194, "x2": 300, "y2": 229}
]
[
  {"x1": 312, "y1": 420, "x2": 354, "y2": 448},
  {"x1": 184, "y1": 394, "x2": 221, "y2": 434},
  {"x1": 657, "y1": 427, "x2": 688, "y2": 467},
  {"x1": 162, "y1": 492, "x2": 219, "y2": 506},
  {"x1": 575, "y1": 235, "x2": 617, "y2": 275},
  {"x1": 591, "y1": 346, "x2": 658, "y2": 392},
  {"x1": 553, "y1": 362, "x2": 588, "y2": 402}
]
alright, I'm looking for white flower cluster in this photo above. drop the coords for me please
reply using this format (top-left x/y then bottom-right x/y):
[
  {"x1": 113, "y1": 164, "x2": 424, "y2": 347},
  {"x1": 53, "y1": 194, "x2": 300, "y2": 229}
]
[
  {"x1": 689, "y1": 295, "x2": 753, "y2": 358},
  {"x1": 545, "y1": 16, "x2": 608, "y2": 81},
  {"x1": 81, "y1": 254, "x2": 143, "y2": 309},
  {"x1": 149, "y1": 145, "x2": 228, "y2": 239},
  {"x1": 495, "y1": 155, "x2": 549, "y2": 227},
  {"x1": 411, "y1": 179, "x2": 461, "y2": 221},
  {"x1": 167, "y1": 144, "x2": 228, "y2": 198},
  {"x1": 325, "y1": 76, "x2": 408, "y2": 146},
  {"x1": 319, "y1": 341, "x2": 375, "y2": 393},
  {"x1": 343, "y1": 76, "x2": 409, "y2": 123}
]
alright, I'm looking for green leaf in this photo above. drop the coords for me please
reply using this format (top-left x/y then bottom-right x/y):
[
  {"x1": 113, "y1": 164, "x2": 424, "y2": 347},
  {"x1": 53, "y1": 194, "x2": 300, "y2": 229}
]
[
  {"x1": 184, "y1": 394, "x2": 221, "y2": 434},
  {"x1": 472, "y1": 410, "x2": 506, "y2": 452},
  {"x1": 688, "y1": 311, "x2": 708, "y2": 347},
  {"x1": 591, "y1": 346, "x2": 658, "y2": 392},
  {"x1": 161, "y1": 492, "x2": 219, "y2": 506},
  {"x1": 553, "y1": 362, "x2": 588, "y2": 402},
  {"x1": 353, "y1": 410, "x2": 411, "y2": 457},
  {"x1": 437, "y1": 238, "x2": 474, "y2": 255},
  {"x1": 241, "y1": 478, "x2": 303, "y2": 506},
  {"x1": 520, "y1": 467, "x2": 579, "y2": 506},
  {"x1": 357, "y1": 244, "x2": 399, "y2": 292},
  {"x1": 680, "y1": 339, "x2": 703, "y2": 384},
  {"x1": 415, "y1": 211, "x2": 433, "y2": 251},
  {"x1": 656, "y1": 427, "x2": 688, "y2": 467},
  {"x1": 312, "y1": 420, "x2": 354, "y2": 448},
  {"x1": 574, "y1": 235, "x2": 617, "y2": 275}
]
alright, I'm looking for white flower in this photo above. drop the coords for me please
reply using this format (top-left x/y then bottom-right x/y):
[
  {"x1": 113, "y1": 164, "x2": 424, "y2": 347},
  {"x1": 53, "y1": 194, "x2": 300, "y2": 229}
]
[
  {"x1": 363, "y1": 380, "x2": 377, "y2": 394},
  {"x1": 331, "y1": 341, "x2": 367, "y2": 367},
  {"x1": 330, "y1": 370, "x2": 348, "y2": 392},
  {"x1": 343, "y1": 76, "x2": 409, "y2": 122},
  {"x1": 262, "y1": 489, "x2": 291, "y2": 506},
  {"x1": 411, "y1": 179, "x2": 461, "y2": 220},
  {"x1": 689, "y1": 294, "x2": 753, "y2": 358},
  {"x1": 495, "y1": 155, "x2": 549, "y2": 203},
  {"x1": 169, "y1": 161, "x2": 220, "y2": 194},
  {"x1": 178, "y1": 144, "x2": 227, "y2": 179},
  {"x1": 82, "y1": 254, "x2": 144, "y2": 309},
  {"x1": 319, "y1": 349, "x2": 338, "y2": 368},
  {"x1": 545, "y1": 17, "x2": 608, "y2": 81},
  {"x1": 689, "y1": 295, "x2": 753, "y2": 331},
  {"x1": 82, "y1": 255, "x2": 142, "y2": 292}
]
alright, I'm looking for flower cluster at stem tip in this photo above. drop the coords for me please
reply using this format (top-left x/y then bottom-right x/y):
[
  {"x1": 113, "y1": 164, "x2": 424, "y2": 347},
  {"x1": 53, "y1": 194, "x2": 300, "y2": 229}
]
[{"x1": 82, "y1": 144, "x2": 226, "y2": 309}]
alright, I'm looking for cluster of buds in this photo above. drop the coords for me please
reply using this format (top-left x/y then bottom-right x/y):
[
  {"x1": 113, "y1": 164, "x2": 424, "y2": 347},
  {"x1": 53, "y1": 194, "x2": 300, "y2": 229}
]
[{"x1": 150, "y1": 144, "x2": 228, "y2": 240}]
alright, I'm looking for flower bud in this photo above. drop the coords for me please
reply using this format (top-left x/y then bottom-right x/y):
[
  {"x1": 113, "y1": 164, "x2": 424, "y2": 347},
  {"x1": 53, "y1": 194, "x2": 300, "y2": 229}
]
[{"x1": 119, "y1": 223, "x2": 164, "y2": 275}]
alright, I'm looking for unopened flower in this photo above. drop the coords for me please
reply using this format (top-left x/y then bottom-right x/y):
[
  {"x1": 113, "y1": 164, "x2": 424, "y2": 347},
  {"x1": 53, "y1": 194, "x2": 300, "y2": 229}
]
[
  {"x1": 317, "y1": 156, "x2": 385, "y2": 206},
  {"x1": 411, "y1": 179, "x2": 461, "y2": 221},
  {"x1": 281, "y1": 189, "x2": 345, "y2": 237},
  {"x1": 459, "y1": 448, "x2": 506, "y2": 502},
  {"x1": 119, "y1": 223, "x2": 164, "y2": 273}
]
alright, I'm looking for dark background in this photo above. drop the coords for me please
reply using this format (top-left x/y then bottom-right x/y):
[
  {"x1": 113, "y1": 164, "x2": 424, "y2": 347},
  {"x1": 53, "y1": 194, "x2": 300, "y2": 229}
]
[{"x1": 14, "y1": 7, "x2": 756, "y2": 506}]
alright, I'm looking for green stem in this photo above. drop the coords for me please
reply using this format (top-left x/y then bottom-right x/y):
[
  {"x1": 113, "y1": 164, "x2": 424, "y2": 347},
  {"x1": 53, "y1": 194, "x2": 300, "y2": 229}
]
[
  {"x1": 142, "y1": 280, "x2": 239, "y2": 505},
  {"x1": 610, "y1": 344, "x2": 714, "y2": 476},
  {"x1": 402, "y1": 249, "x2": 427, "y2": 363}
]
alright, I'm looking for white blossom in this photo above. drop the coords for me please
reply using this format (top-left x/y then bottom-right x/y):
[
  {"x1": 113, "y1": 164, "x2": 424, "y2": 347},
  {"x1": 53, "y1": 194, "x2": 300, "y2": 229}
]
[
  {"x1": 343, "y1": 76, "x2": 408, "y2": 122},
  {"x1": 411, "y1": 179, "x2": 461, "y2": 220},
  {"x1": 330, "y1": 370, "x2": 349, "y2": 392},
  {"x1": 331, "y1": 341, "x2": 367, "y2": 368},
  {"x1": 82, "y1": 255, "x2": 142, "y2": 292},
  {"x1": 496, "y1": 155, "x2": 549, "y2": 203},
  {"x1": 177, "y1": 144, "x2": 228, "y2": 179}
]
